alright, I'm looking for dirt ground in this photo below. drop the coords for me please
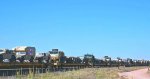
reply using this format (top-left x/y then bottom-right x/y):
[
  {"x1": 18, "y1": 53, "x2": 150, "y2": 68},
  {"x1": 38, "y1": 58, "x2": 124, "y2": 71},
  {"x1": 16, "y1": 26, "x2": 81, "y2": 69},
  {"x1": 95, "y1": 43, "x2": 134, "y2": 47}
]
[
  {"x1": 0, "y1": 67, "x2": 149, "y2": 79},
  {"x1": 119, "y1": 68, "x2": 150, "y2": 79}
]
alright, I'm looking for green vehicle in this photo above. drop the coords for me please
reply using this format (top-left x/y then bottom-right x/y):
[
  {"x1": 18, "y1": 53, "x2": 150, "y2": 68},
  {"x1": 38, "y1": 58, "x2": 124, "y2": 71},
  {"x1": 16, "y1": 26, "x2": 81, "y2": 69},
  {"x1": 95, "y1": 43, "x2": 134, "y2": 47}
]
[
  {"x1": 104, "y1": 56, "x2": 111, "y2": 67},
  {"x1": 83, "y1": 54, "x2": 95, "y2": 67},
  {"x1": 0, "y1": 49, "x2": 16, "y2": 63}
]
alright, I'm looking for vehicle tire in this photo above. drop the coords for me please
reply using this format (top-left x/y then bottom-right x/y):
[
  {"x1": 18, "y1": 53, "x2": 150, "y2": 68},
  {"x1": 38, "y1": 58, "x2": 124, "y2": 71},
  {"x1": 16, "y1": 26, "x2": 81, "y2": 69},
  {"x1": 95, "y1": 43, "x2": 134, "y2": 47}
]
[
  {"x1": 29, "y1": 56, "x2": 34, "y2": 62},
  {"x1": 38, "y1": 58, "x2": 42, "y2": 63},
  {"x1": 10, "y1": 55, "x2": 16, "y2": 62},
  {"x1": 20, "y1": 56, "x2": 24, "y2": 63},
  {"x1": 0, "y1": 55, "x2": 3, "y2": 62},
  {"x1": 47, "y1": 56, "x2": 50, "y2": 63}
]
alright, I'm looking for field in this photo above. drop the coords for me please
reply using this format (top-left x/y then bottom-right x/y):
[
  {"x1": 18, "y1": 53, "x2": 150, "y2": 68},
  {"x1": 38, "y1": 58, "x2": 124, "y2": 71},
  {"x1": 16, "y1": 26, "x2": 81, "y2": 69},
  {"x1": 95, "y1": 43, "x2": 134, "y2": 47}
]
[{"x1": 13, "y1": 66, "x2": 147, "y2": 79}]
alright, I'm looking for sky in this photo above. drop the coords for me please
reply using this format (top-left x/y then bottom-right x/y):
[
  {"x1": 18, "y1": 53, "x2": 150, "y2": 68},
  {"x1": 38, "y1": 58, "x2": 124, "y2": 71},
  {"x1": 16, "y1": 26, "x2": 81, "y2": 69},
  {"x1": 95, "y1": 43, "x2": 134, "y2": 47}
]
[{"x1": 0, "y1": 0, "x2": 150, "y2": 60}]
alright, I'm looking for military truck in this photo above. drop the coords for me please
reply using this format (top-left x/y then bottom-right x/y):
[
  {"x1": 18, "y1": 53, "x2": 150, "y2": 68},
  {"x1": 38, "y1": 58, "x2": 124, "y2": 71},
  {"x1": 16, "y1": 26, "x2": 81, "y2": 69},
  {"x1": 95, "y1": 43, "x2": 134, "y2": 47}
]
[
  {"x1": 83, "y1": 54, "x2": 95, "y2": 67},
  {"x1": 117, "y1": 57, "x2": 123, "y2": 66},
  {"x1": 49, "y1": 49, "x2": 66, "y2": 65},
  {"x1": 123, "y1": 58, "x2": 133, "y2": 67},
  {"x1": 13, "y1": 46, "x2": 36, "y2": 63},
  {"x1": 104, "y1": 56, "x2": 111, "y2": 66},
  {"x1": 0, "y1": 49, "x2": 16, "y2": 63},
  {"x1": 35, "y1": 53, "x2": 51, "y2": 63}
]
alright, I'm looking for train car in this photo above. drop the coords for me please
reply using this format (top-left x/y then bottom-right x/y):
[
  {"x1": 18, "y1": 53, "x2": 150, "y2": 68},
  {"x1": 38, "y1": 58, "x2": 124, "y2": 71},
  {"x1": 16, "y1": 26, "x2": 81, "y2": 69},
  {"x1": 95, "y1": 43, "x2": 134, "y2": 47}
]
[
  {"x1": 110, "y1": 58, "x2": 122, "y2": 67},
  {"x1": 139, "y1": 60, "x2": 149, "y2": 66},
  {"x1": 66, "y1": 57, "x2": 74, "y2": 64},
  {"x1": 35, "y1": 53, "x2": 51, "y2": 63},
  {"x1": 94, "y1": 58, "x2": 101, "y2": 66},
  {"x1": 13, "y1": 46, "x2": 36, "y2": 63},
  {"x1": 66, "y1": 57, "x2": 82, "y2": 64},
  {"x1": 123, "y1": 58, "x2": 133, "y2": 67},
  {"x1": 132, "y1": 60, "x2": 138, "y2": 66},
  {"x1": 79, "y1": 57, "x2": 84, "y2": 64},
  {"x1": 49, "y1": 49, "x2": 66, "y2": 65},
  {"x1": 0, "y1": 49, "x2": 16, "y2": 63},
  {"x1": 135, "y1": 60, "x2": 141, "y2": 66},
  {"x1": 98, "y1": 59, "x2": 106, "y2": 67},
  {"x1": 75, "y1": 57, "x2": 82, "y2": 64},
  {"x1": 111, "y1": 59, "x2": 118, "y2": 67}
]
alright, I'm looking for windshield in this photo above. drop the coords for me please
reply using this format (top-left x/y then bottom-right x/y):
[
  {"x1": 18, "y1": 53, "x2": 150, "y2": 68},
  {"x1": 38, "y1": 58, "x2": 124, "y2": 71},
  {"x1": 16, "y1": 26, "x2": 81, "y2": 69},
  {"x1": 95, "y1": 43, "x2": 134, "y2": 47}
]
[
  {"x1": 6, "y1": 50, "x2": 12, "y2": 54},
  {"x1": 85, "y1": 55, "x2": 93, "y2": 58},
  {"x1": 50, "y1": 52, "x2": 59, "y2": 54},
  {"x1": 16, "y1": 52, "x2": 26, "y2": 55},
  {"x1": 26, "y1": 52, "x2": 33, "y2": 55},
  {"x1": 39, "y1": 53, "x2": 47, "y2": 56},
  {"x1": 0, "y1": 50, "x2": 4, "y2": 52}
]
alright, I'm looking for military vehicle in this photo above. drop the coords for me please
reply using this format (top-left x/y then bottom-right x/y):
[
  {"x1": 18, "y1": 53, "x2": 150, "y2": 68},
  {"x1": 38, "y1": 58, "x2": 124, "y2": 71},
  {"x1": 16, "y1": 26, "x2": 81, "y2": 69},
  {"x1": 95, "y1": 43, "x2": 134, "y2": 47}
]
[
  {"x1": 0, "y1": 49, "x2": 16, "y2": 63},
  {"x1": 13, "y1": 46, "x2": 36, "y2": 62},
  {"x1": 35, "y1": 53, "x2": 51, "y2": 63},
  {"x1": 49, "y1": 49, "x2": 66, "y2": 65}
]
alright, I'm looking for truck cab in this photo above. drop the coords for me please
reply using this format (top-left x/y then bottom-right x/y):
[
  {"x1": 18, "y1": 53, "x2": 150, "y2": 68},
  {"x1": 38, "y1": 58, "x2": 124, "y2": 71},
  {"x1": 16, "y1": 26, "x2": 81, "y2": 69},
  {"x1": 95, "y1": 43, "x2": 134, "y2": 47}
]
[{"x1": 0, "y1": 49, "x2": 16, "y2": 63}]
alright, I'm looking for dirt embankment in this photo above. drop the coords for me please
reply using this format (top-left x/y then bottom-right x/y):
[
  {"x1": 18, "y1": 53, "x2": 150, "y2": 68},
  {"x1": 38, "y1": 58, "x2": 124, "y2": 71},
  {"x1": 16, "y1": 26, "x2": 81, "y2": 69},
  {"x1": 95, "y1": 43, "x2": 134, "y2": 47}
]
[{"x1": 119, "y1": 68, "x2": 150, "y2": 79}]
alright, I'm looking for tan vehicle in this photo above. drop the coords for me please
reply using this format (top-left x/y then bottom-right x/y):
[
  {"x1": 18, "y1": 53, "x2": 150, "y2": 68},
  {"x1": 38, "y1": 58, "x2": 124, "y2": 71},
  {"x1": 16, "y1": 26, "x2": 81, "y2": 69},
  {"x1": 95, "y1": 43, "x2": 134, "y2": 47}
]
[
  {"x1": 13, "y1": 46, "x2": 36, "y2": 63},
  {"x1": 35, "y1": 53, "x2": 51, "y2": 63},
  {"x1": 49, "y1": 49, "x2": 65, "y2": 65},
  {"x1": 0, "y1": 49, "x2": 16, "y2": 63}
]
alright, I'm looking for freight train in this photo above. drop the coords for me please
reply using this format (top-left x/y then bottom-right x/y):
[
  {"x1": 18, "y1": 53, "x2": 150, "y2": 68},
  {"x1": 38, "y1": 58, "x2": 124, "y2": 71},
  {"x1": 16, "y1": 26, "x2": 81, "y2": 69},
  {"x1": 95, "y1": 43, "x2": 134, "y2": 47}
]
[{"x1": 0, "y1": 46, "x2": 149, "y2": 69}]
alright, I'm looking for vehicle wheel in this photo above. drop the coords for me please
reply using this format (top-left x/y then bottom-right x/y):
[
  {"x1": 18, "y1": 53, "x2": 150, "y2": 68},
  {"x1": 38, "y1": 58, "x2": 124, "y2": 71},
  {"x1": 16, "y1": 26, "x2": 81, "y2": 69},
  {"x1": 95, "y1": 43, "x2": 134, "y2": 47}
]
[
  {"x1": 10, "y1": 55, "x2": 16, "y2": 62},
  {"x1": 20, "y1": 56, "x2": 24, "y2": 63},
  {"x1": 29, "y1": 56, "x2": 34, "y2": 62},
  {"x1": 0, "y1": 55, "x2": 3, "y2": 62},
  {"x1": 38, "y1": 58, "x2": 42, "y2": 63},
  {"x1": 51, "y1": 60, "x2": 54, "y2": 63},
  {"x1": 47, "y1": 56, "x2": 50, "y2": 63}
]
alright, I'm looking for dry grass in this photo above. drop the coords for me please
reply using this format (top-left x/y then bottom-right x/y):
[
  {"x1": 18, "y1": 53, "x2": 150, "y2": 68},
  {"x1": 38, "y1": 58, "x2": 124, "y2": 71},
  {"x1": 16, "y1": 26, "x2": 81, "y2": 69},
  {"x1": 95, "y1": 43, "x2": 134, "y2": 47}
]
[{"x1": 16, "y1": 66, "x2": 147, "y2": 79}]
